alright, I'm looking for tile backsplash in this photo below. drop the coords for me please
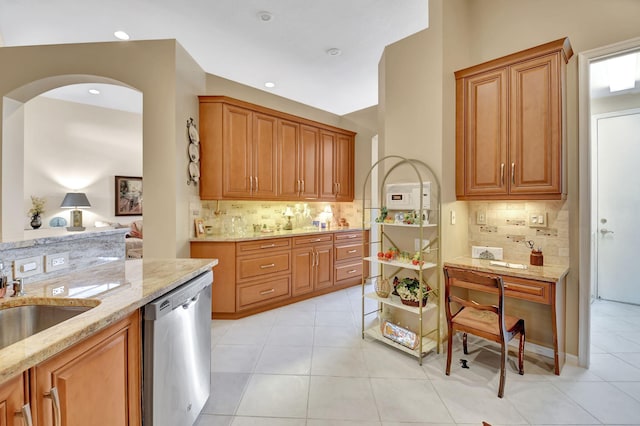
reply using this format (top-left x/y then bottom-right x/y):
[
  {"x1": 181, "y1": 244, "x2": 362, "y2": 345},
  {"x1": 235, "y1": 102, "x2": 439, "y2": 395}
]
[
  {"x1": 191, "y1": 200, "x2": 366, "y2": 236},
  {"x1": 467, "y1": 200, "x2": 569, "y2": 266}
]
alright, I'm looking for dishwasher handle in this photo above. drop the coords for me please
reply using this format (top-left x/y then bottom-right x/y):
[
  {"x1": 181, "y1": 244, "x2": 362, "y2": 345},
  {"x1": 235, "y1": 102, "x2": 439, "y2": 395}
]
[{"x1": 181, "y1": 294, "x2": 200, "y2": 309}]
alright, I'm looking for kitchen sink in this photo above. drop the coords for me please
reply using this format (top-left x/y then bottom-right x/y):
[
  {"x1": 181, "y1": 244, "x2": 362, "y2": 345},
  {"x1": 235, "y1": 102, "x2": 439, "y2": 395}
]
[{"x1": 0, "y1": 302, "x2": 98, "y2": 350}]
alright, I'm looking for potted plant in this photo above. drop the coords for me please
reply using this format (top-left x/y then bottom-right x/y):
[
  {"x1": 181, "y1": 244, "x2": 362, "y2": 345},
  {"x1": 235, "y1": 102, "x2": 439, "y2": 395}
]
[
  {"x1": 29, "y1": 196, "x2": 46, "y2": 229},
  {"x1": 395, "y1": 277, "x2": 430, "y2": 306}
]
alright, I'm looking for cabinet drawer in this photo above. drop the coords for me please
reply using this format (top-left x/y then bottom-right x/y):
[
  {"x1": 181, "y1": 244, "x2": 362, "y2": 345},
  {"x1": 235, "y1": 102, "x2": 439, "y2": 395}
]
[
  {"x1": 503, "y1": 276, "x2": 551, "y2": 304},
  {"x1": 237, "y1": 238, "x2": 291, "y2": 253},
  {"x1": 237, "y1": 276, "x2": 291, "y2": 310},
  {"x1": 334, "y1": 231, "x2": 363, "y2": 242},
  {"x1": 293, "y1": 234, "x2": 333, "y2": 247},
  {"x1": 335, "y1": 243, "x2": 363, "y2": 262},
  {"x1": 237, "y1": 252, "x2": 290, "y2": 281},
  {"x1": 335, "y1": 262, "x2": 363, "y2": 283}
]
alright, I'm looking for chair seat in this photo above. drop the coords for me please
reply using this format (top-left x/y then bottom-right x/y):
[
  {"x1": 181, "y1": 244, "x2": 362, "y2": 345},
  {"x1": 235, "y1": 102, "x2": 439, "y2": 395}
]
[{"x1": 453, "y1": 307, "x2": 521, "y2": 335}]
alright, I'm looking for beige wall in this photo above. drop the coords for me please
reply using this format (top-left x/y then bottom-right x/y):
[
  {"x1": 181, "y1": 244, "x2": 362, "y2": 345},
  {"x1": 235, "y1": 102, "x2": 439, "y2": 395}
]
[
  {"x1": 0, "y1": 39, "x2": 205, "y2": 258},
  {"x1": 379, "y1": 0, "x2": 640, "y2": 356}
]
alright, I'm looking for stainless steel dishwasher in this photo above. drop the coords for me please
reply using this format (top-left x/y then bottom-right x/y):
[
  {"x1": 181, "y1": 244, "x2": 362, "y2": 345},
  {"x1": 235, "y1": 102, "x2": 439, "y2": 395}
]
[{"x1": 143, "y1": 270, "x2": 213, "y2": 426}]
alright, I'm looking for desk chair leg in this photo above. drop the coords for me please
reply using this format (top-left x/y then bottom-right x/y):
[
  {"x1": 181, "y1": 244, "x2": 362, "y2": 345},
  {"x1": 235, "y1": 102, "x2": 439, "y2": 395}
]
[
  {"x1": 498, "y1": 340, "x2": 507, "y2": 398},
  {"x1": 446, "y1": 328, "x2": 453, "y2": 375},
  {"x1": 518, "y1": 325, "x2": 525, "y2": 375},
  {"x1": 463, "y1": 333, "x2": 468, "y2": 354}
]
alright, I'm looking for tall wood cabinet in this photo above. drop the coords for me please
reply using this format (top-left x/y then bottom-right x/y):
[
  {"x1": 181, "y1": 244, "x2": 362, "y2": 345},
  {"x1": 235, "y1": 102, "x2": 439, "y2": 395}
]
[
  {"x1": 198, "y1": 96, "x2": 355, "y2": 202},
  {"x1": 455, "y1": 38, "x2": 573, "y2": 200},
  {"x1": 292, "y1": 234, "x2": 334, "y2": 296}
]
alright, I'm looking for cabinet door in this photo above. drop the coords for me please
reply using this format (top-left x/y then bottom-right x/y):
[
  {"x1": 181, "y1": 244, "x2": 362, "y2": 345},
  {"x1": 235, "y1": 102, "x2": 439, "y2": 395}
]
[
  {"x1": 335, "y1": 134, "x2": 354, "y2": 201},
  {"x1": 458, "y1": 68, "x2": 509, "y2": 197},
  {"x1": 299, "y1": 125, "x2": 320, "y2": 199},
  {"x1": 0, "y1": 374, "x2": 27, "y2": 426},
  {"x1": 278, "y1": 119, "x2": 301, "y2": 198},
  {"x1": 34, "y1": 311, "x2": 141, "y2": 426},
  {"x1": 319, "y1": 130, "x2": 336, "y2": 199},
  {"x1": 223, "y1": 104, "x2": 253, "y2": 198},
  {"x1": 253, "y1": 112, "x2": 278, "y2": 198},
  {"x1": 509, "y1": 53, "x2": 561, "y2": 195},
  {"x1": 314, "y1": 244, "x2": 334, "y2": 291},
  {"x1": 292, "y1": 247, "x2": 314, "y2": 296}
]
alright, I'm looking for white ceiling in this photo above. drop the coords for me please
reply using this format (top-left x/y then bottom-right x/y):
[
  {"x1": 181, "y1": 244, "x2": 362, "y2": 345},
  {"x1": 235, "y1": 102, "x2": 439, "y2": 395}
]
[{"x1": 0, "y1": 0, "x2": 429, "y2": 115}]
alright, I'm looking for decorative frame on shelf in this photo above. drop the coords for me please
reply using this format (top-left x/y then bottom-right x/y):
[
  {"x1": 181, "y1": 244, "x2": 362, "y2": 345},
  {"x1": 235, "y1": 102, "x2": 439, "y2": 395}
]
[{"x1": 115, "y1": 175, "x2": 143, "y2": 216}]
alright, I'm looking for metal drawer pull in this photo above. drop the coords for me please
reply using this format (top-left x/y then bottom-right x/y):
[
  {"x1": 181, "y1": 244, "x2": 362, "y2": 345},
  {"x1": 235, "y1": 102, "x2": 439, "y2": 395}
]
[
  {"x1": 347, "y1": 269, "x2": 358, "y2": 274},
  {"x1": 260, "y1": 263, "x2": 276, "y2": 269},
  {"x1": 260, "y1": 288, "x2": 275, "y2": 295},
  {"x1": 347, "y1": 235, "x2": 357, "y2": 238},
  {"x1": 15, "y1": 403, "x2": 33, "y2": 426},
  {"x1": 511, "y1": 162, "x2": 515, "y2": 184},
  {"x1": 261, "y1": 243, "x2": 276, "y2": 249},
  {"x1": 347, "y1": 249, "x2": 357, "y2": 253},
  {"x1": 500, "y1": 163, "x2": 505, "y2": 186},
  {"x1": 312, "y1": 238, "x2": 322, "y2": 242},
  {"x1": 254, "y1": 176, "x2": 258, "y2": 191},
  {"x1": 45, "y1": 387, "x2": 61, "y2": 426}
]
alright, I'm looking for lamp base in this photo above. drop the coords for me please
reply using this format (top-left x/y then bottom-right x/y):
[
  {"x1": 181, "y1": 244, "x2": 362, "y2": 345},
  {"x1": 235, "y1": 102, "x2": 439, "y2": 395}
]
[
  {"x1": 66, "y1": 226, "x2": 86, "y2": 232},
  {"x1": 283, "y1": 218, "x2": 293, "y2": 230}
]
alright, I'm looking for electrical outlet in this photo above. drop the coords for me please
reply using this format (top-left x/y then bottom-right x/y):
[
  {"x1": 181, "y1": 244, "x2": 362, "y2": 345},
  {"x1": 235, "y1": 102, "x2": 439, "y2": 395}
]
[
  {"x1": 414, "y1": 238, "x2": 431, "y2": 253},
  {"x1": 529, "y1": 211, "x2": 548, "y2": 228},
  {"x1": 13, "y1": 255, "x2": 44, "y2": 278},
  {"x1": 450, "y1": 210, "x2": 456, "y2": 225},
  {"x1": 45, "y1": 252, "x2": 70, "y2": 272}
]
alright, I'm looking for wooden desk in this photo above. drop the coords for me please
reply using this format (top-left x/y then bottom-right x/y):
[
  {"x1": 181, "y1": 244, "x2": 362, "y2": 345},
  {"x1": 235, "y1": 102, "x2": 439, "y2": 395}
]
[{"x1": 444, "y1": 258, "x2": 569, "y2": 375}]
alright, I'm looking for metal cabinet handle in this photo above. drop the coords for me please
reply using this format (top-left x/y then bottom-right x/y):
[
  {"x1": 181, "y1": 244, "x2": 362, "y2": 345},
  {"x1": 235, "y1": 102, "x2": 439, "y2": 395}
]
[
  {"x1": 500, "y1": 163, "x2": 505, "y2": 186},
  {"x1": 45, "y1": 387, "x2": 61, "y2": 426},
  {"x1": 347, "y1": 269, "x2": 358, "y2": 274},
  {"x1": 260, "y1": 263, "x2": 276, "y2": 269},
  {"x1": 261, "y1": 243, "x2": 276, "y2": 249},
  {"x1": 249, "y1": 176, "x2": 253, "y2": 192},
  {"x1": 600, "y1": 228, "x2": 614, "y2": 235},
  {"x1": 259, "y1": 288, "x2": 275, "y2": 295},
  {"x1": 301, "y1": 179, "x2": 305, "y2": 193},
  {"x1": 15, "y1": 403, "x2": 33, "y2": 426},
  {"x1": 347, "y1": 249, "x2": 357, "y2": 254},
  {"x1": 338, "y1": 182, "x2": 341, "y2": 194},
  {"x1": 254, "y1": 176, "x2": 258, "y2": 191},
  {"x1": 511, "y1": 162, "x2": 515, "y2": 184},
  {"x1": 347, "y1": 235, "x2": 357, "y2": 239}
]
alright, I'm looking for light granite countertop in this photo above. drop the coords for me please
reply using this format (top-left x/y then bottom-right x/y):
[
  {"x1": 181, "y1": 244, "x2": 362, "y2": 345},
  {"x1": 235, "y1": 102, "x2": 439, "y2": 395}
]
[
  {"x1": 0, "y1": 257, "x2": 217, "y2": 383},
  {"x1": 191, "y1": 226, "x2": 367, "y2": 243},
  {"x1": 444, "y1": 256, "x2": 569, "y2": 282}
]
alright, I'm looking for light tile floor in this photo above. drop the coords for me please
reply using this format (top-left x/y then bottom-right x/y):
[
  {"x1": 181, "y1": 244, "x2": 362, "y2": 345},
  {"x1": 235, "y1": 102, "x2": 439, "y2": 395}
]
[{"x1": 196, "y1": 285, "x2": 640, "y2": 426}]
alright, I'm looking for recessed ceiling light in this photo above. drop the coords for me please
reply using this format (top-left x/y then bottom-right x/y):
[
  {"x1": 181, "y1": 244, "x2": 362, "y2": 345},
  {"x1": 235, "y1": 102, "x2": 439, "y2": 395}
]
[
  {"x1": 88, "y1": 89, "x2": 100, "y2": 95},
  {"x1": 257, "y1": 11, "x2": 273, "y2": 22},
  {"x1": 114, "y1": 30, "x2": 130, "y2": 41},
  {"x1": 326, "y1": 48, "x2": 342, "y2": 57},
  {"x1": 264, "y1": 82, "x2": 276, "y2": 88}
]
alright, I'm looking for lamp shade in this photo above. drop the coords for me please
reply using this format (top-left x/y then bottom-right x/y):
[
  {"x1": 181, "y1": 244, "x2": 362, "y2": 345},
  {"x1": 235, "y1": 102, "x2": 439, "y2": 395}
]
[{"x1": 60, "y1": 192, "x2": 91, "y2": 208}]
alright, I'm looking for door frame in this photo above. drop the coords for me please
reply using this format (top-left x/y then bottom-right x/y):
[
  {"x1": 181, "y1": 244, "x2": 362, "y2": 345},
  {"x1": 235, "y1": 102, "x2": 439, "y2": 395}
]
[{"x1": 578, "y1": 36, "x2": 640, "y2": 368}]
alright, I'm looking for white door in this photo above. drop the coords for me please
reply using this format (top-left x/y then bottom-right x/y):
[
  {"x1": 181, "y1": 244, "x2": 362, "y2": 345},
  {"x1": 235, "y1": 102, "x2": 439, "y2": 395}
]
[{"x1": 595, "y1": 109, "x2": 640, "y2": 305}]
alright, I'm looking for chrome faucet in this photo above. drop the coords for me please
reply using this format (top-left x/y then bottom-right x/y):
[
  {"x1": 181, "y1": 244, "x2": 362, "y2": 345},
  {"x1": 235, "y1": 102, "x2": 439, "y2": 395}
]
[{"x1": 12, "y1": 278, "x2": 26, "y2": 297}]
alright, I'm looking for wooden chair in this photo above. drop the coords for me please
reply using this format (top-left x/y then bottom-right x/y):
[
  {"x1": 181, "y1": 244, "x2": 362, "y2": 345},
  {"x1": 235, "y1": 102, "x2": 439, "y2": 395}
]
[{"x1": 443, "y1": 266, "x2": 525, "y2": 398}]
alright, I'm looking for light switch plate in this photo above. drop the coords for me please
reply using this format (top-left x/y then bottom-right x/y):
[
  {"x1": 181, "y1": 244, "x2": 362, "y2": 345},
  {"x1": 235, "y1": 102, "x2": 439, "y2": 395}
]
[
  {"x1": 529, "y1": 211, "x2": 548, "y2": 228},
  {"x1": 14, "y1": 255, "x2": 44, "y2": 278},
  {"x1": 476, "y1": 209, "x2": 487, "y2": 225},
  {"x1": 471, "y1": 246, "x2": 504, "y2": 260}
]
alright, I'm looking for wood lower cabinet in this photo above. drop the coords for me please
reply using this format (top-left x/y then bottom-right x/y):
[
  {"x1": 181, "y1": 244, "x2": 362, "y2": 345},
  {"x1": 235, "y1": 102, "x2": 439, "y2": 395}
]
[
  {"x1": 0, "y1": 373, "x2": 28, "y2": 426},
  {"x1": 455, "y1": 37, "x2": 572, "y2": 200},
  {"x1": 199, "y1": 96, "x2": 355, "y2": 202},
  {"x1": 191, "y1": 230, "x2": 368, "y2": 319},
  {"x1": 33, "y1": 311, "x2": 141, "y2": 426},
  {"x1": 292, "y1": 234, "x2": 333, "y2": 296}
]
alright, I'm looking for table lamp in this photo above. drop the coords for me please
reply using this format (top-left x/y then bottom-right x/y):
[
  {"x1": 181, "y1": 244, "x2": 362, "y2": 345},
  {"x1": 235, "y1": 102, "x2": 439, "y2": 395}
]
[
  {"x1": 61, "y1": 192, "x2": 91, "y2": 231},
  {"x1": 283, "y1": 207, "x2": 294, "y2": 230}
]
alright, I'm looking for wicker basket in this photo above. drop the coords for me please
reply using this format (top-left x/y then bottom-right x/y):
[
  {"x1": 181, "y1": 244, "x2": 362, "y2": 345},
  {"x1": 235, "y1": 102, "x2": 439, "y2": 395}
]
[
  {"x1": 399, "y1": 295, "x2": 429, "y2": 307},
  {"x1": 375, "y1": 278, "x2": 391, "y2": 298}
]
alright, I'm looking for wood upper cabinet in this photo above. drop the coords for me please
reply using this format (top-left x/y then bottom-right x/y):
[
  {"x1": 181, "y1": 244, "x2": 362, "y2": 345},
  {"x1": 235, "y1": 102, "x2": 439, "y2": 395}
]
[
  {"x1": 455, "y1": 38, "x2": 572, "y2": 200},
  {"x1": 199, "y1": 96, "x2": 356, "y2": 201},
  {"x1": 33, "y1": 311, "x2": 141, "y2": 426},
  {"x1": 221, "y1": 105, "x2": 277, "y2": 199},
  {"x1": 320, "y1": 131, "x2": 355, "y2": 201},
  {"x1": 0, "y1": 373, "x2": 27, "y2": 426}
]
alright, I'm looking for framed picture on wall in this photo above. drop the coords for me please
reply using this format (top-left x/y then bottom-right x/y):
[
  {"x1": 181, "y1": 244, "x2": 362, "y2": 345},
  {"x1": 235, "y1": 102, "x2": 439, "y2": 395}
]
[{"x1": 115, "y1": 176, "x2": 143, "y2": 216}]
